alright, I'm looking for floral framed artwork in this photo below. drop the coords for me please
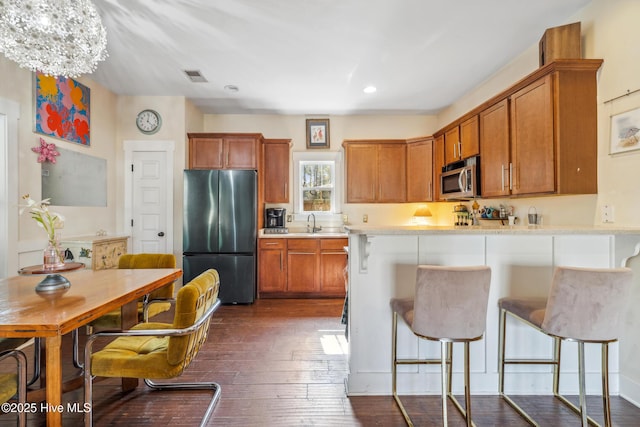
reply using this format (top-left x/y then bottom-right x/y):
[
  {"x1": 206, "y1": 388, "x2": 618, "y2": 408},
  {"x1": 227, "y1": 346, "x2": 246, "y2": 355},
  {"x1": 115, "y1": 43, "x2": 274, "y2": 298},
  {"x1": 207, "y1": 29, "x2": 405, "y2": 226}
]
[
  {"x1": 610, "y1": 107, "x2": 640, "y2": 154},
  {"x1": 34, "y1": 71, "x2": 91, "y2": 146},
  {"x1": 306, "y1": 118, "x2": 330, "y2": 149}
]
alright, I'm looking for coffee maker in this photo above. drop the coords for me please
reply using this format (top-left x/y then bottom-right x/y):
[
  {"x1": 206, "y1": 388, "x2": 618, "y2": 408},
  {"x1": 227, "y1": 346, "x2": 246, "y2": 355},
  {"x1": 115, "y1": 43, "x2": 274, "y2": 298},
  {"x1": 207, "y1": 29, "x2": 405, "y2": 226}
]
[{"x1": 264, "y1": 208, "x2": 287, "y2": 234}]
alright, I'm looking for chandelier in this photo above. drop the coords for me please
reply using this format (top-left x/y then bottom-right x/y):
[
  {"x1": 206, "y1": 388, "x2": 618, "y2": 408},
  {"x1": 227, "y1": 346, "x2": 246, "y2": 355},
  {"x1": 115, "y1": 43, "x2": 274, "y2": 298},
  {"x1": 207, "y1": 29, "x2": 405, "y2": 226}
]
[{"x1": 0, "y1": 0, "x2": 108, "y2": 77}]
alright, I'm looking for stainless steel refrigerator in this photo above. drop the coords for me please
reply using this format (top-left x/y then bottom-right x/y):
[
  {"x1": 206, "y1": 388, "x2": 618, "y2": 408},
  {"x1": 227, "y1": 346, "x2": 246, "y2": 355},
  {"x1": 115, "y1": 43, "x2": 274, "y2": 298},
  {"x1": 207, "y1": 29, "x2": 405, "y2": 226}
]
[{"x1": 183, "y1": 169, "x2": 257, "y2": 303}]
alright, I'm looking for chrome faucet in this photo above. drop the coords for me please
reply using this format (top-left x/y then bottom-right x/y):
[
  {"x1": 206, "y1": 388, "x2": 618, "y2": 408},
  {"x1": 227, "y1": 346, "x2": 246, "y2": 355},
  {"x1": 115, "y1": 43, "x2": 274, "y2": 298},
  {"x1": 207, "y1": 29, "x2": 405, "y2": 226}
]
[{"x1": 307, "y1": 213, "x2": 322, "y2": 233}]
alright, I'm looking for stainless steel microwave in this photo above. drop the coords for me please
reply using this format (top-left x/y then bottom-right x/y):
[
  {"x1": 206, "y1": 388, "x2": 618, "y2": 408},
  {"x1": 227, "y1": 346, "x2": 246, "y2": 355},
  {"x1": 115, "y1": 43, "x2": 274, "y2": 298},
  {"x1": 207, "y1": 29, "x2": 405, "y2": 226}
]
[{"x1": 440, "y1": 158, "x2": 480, "y2": 200}]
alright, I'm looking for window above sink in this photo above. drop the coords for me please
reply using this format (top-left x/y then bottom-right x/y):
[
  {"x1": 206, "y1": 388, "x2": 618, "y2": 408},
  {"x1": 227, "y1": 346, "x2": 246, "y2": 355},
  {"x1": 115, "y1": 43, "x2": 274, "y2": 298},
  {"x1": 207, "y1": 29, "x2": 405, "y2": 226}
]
[{"x1": 292, "y1": 151, "x2": 343, "y2": 222}]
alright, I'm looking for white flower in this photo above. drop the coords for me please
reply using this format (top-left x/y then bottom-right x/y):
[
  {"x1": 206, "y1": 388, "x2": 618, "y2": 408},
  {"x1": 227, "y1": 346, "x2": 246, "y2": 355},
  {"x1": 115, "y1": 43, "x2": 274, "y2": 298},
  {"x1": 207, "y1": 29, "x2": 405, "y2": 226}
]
[{"x1": 19, "y1": 194, "x2": 65, "y2": 243}]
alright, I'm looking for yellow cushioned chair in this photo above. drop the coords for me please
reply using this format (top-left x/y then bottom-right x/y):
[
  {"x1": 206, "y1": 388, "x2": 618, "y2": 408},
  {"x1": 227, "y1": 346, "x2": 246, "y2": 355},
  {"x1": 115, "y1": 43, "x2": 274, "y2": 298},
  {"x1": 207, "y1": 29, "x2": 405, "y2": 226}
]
[
  {"x1": 83, "y1": 269, "x2": 221, "y2": 427},
  {"x1": 0, "y1": 348, "x2": 27, "y2": 427},
  {"x1": 90, "y1": 253, "x2": 177, "y2": 330}
]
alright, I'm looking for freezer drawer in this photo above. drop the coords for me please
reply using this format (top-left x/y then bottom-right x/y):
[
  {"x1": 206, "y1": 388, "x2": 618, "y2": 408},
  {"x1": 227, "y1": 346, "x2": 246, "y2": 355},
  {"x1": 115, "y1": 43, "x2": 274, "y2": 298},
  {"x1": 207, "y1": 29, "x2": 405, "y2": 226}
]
[{"x1": 183, "y1": 254, "x2": 255, "y2": 304}]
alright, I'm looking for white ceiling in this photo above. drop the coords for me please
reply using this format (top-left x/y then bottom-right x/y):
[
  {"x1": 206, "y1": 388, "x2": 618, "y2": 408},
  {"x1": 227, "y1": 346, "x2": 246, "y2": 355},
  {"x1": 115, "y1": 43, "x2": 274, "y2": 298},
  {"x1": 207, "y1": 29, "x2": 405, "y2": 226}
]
[{"x1": 91, "y1": 0, "x2": 591, "y2": 115}]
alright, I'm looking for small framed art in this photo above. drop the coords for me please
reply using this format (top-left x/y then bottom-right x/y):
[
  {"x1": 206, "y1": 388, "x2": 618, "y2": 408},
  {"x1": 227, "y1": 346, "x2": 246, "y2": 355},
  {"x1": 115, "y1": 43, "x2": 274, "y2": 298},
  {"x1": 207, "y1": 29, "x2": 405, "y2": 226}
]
[
  {"x1": 306, "y1": 118, "x2": 330, "y2": 149},
  {"x1": 610, "y1": 107, "x2": 640, "y2": 154}
]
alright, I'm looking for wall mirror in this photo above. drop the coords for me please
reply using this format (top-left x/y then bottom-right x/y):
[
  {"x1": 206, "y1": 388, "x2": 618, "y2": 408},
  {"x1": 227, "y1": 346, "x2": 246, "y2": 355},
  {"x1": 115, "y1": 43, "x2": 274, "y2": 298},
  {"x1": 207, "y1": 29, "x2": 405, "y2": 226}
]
[{"x1": 42, "y1": 147, "x2": 107, "y2": 206}]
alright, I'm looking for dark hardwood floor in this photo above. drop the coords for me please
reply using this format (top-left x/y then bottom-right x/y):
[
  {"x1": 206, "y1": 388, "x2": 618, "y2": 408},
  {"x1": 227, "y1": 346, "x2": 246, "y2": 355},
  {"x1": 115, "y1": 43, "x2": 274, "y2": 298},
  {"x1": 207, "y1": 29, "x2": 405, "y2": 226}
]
[{"x1": 1, "y1": 298, "x2": 639, "y2": 426}]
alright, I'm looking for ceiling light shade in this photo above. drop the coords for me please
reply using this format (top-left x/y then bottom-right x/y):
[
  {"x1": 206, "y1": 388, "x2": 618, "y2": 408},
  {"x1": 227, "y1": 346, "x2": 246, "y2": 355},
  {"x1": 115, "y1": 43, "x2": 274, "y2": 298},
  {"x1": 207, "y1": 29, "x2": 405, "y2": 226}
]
[{"x1": 0, "y1": 0, "x2": 108, "y2": 77}]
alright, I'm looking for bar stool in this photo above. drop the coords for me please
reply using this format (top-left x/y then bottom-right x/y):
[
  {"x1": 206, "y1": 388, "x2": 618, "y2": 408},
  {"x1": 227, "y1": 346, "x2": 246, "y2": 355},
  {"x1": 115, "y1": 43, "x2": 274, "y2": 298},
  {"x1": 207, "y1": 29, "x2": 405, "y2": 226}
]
[
  {"x1": 498, "y1": 266, "x2": 633, "y2": 427},
  {"x1": 391, "y1": 265, "x2": 491, "y2": 427}
]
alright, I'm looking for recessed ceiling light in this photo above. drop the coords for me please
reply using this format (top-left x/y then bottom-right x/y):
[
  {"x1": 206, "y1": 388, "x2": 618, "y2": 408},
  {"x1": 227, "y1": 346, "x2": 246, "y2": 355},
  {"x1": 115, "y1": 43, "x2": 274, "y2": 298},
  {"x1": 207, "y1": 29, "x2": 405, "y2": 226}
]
[
  {"x1": 224, "y1": 84, "x2": 239, "y2": 93},
  {"x1": 363, "y1": 86, "x2": 377, "y2": 94}
]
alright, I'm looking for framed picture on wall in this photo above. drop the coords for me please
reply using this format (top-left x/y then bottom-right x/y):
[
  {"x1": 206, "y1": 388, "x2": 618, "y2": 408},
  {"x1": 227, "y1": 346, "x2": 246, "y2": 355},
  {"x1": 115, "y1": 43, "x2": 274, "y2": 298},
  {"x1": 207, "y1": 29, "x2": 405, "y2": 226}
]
[
  {"x1": 34, "y1": 71, "x2": 91, "y2": 146},
  {"x1": 610, "y1": 106, "x2": 640, "y2": 154},
  {"x1": 306, "y1": 118, "x2": 330, "y2": 149}
]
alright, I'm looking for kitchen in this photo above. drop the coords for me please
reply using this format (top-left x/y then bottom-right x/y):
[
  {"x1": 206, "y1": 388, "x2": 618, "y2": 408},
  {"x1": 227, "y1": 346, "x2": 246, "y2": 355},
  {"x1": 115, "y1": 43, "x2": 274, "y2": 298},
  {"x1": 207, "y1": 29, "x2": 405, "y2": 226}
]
[{"x1": 1, "y1": 0, "x2": 640, "y2": 423}]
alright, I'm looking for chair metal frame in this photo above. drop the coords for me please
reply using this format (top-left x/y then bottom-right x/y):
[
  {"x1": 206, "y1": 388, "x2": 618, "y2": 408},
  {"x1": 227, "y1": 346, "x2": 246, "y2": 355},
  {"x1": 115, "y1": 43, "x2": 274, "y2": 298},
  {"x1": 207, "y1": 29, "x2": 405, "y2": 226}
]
[
  {"x1": 83, "y1": 298, "x2": 221, "y2": 427},
  {"x1": 0, "y1": 348, "x2": 27, "y2": 427},
  {"x1": 498, "y1": 307, "x2": 615, "y2": 427},
  {"x1": 392, "y1": 311, "x2": 483, "y2": 427}
]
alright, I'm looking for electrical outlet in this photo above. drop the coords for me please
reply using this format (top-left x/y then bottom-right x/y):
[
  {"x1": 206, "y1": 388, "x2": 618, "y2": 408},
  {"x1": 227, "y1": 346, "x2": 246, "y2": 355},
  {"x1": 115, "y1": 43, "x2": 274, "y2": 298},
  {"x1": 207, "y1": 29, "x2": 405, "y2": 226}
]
[
  {"x1": 363, "y1": 214, "x2": 368, "y2": 223},
  {"x1": 342, "y1": 214, "x2": 349, "y2": 224},
  {"x1": 286, "y1": 214, "x2": 292, "y2": 223},
  {"x1": 601, "y1": 205, "x2": 614, "y2": 223}
]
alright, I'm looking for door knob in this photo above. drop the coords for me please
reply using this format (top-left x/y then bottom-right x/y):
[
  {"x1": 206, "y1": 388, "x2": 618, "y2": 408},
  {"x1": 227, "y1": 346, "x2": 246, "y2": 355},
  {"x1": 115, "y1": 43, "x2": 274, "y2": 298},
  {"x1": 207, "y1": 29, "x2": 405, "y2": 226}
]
[{"x1": 158, "y1": 232, "x2": 165, "y2": 237}]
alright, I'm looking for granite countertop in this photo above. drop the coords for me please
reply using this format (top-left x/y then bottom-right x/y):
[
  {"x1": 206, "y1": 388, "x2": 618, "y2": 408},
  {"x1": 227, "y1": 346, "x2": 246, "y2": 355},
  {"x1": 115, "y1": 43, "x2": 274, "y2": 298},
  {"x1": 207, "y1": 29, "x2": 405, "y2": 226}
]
[
  {"x1": 259, "y1": 229, "x2": 348, "y2": 239},
  {"x1": 344, "y1": 224, "x2": 640, "y2": 235}
]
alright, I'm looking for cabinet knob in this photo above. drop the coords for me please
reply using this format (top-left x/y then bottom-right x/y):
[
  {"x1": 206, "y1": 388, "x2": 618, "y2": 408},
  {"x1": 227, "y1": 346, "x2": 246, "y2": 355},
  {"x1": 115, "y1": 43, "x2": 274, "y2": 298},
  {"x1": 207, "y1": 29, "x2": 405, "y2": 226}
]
[{"x1": 158, "y1": 232, "x2": 165, "y2": 237}]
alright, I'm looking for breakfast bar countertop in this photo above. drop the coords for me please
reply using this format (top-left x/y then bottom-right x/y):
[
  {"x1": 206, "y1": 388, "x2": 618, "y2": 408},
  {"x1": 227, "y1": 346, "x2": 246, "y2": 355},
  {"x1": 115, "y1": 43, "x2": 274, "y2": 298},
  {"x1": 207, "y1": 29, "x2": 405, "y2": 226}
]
[{"x1": 344, "y1": 224, "x2": 640, "y2": 236}]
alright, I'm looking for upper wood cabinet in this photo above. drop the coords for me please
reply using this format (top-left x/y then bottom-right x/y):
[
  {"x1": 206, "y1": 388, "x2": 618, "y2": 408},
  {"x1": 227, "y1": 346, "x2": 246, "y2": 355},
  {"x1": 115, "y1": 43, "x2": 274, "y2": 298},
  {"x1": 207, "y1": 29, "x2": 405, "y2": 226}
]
[
  {"x1": 262, "y1": 139, "x2": 291, "y2": 203},
  {"x1": 188, "y1": 133, "x2": 261, "y2": 169},
  {"x1": 343, "y1": 140, "x2": 407, "y2": 203},
  {"x1": 480, "y1": 99, "x2": 510, "y2": 198},
  {"x1": 433, "y1": 134, "x2": 445, "y2": 201},
  {"x1": 510, "y1": 74, "x2": 555, "y2": 195},
  {"x1": 406, "y1": 137, "x2": 434, "y2": 202},
  {"x1": 478, "y1": 60, "x2": 602, "y2": 198},
  {"x1": 443, "y1": 115, "x2": 479, "y2": 165}
]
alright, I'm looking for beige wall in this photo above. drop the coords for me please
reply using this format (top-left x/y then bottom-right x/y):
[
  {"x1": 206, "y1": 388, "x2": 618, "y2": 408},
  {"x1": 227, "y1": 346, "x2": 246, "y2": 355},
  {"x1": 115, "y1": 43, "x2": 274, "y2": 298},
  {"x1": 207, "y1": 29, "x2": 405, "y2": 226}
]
[{"x1": 0, "y1": 56, "x2": 120, "y2": 268}]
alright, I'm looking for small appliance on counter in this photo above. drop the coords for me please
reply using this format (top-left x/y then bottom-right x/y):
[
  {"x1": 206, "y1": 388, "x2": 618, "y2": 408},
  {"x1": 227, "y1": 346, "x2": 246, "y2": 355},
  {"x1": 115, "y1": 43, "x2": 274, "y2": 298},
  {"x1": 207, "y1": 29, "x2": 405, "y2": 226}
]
[{"x1": 264, "y1": 208, "x2": 288, "y2": 234}]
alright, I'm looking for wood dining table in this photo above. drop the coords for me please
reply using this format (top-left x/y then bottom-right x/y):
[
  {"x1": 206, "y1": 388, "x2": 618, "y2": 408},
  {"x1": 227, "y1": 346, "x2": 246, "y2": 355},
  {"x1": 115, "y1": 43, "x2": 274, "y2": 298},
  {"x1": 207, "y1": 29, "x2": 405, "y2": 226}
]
[{"x1": 0, "y1": 267, "x2": 182, "y2": 426}]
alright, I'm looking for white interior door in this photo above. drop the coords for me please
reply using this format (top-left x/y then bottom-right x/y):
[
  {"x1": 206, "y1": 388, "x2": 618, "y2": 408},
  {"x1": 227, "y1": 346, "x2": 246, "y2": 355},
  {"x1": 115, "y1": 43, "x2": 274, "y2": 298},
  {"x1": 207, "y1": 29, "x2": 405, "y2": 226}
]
[
  {"x1": 132, "y1": 151, "x2": 168, "y2": 253},
  {"x1": 124, "y1": 140, "x2": 174, "y2": 256}
]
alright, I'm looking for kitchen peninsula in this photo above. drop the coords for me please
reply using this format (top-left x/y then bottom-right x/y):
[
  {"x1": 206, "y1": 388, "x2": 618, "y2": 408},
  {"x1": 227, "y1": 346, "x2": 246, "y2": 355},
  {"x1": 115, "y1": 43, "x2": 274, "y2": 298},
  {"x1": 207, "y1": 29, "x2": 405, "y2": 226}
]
[{"x1": 344, "y1": 224, "x2": 640, "y2": 404}]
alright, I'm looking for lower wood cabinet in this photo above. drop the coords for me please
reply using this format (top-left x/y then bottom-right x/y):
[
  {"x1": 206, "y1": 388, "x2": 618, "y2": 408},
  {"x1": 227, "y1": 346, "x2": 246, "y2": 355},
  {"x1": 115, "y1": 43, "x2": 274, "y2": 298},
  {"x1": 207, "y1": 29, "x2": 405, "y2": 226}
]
[
  {"x1": 60, "y1": 235, "x2": 128, "y2": 270},
  {"x1": 258, "y1": 237, "x2": 347, "y2": 298}
]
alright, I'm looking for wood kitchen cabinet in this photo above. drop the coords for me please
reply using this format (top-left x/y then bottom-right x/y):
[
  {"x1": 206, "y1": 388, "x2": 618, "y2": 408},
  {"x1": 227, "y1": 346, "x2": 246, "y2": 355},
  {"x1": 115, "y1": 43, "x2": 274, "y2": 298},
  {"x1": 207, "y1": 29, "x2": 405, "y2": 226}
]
[
  {"x1": 287, "y1": 239, "x2": 319, "y2": 293},
  {"x1": 258, "y1": 237, "x2": 347, "y2": 298},
  {"x1": 479, "y1": 60, "x2": 601, "y2": 198},
  {"x1": 319, "y1": 239, "x2": 348, "y2": 295},
  {"x1": 443, "y1": 115, "x2": 479, "y2": 165},
  {"x1": 257, "y1": 239, "x2": 286, "y2": 293},
  {"x1": 406, "y1": 137, "x2": 434, "y2": 202},
  {"x1": 480, "y1": 99, "x2": 511, "y2": 198},
  {"x1": 188, "y1": 133, "x2": 261, "y2": 169},
  {"x1": 433, "y1": 134, "x2": 445, "y2": 201},
  {"x1": 343, "y1": 140, "x2": 406, "y2": 203},
  {"x1": 262, "y1": 139, "x2": 291, "y2": 203}
]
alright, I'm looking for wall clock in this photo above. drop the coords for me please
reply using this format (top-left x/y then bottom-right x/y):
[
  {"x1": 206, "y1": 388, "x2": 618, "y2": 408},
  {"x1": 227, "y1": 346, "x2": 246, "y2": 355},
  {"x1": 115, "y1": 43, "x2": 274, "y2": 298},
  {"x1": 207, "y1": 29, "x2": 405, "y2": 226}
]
[{"x1": 136, "y1": 109, "x2": 162, "y2": 135}]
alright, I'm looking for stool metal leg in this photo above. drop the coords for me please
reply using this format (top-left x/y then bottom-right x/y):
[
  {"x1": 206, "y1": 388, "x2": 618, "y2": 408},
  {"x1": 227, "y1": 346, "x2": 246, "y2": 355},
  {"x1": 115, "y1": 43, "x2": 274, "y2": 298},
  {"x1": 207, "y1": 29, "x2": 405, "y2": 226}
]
[
  {"x1": 602, "y1": 343, "x2": 612, "y2": 427},
  {"x1": 392, "y1": 312, "x2": 414, "y2": 426},
  {"x1": 578, "y1": 341, "x2": 588, "y2": 426},
  {"x1": 440, "y1": 342, "x2": 449, "y2": 427}
]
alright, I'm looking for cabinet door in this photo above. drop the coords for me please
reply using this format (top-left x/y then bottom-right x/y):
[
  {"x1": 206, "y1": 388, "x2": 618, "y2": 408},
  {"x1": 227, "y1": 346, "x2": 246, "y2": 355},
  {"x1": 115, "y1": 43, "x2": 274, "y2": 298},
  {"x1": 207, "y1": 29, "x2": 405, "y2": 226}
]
[
  {"x1": 319, "y1": 239, "x2": 347, "y2": 296},
  {"x1": 444, "y1": 127, "x2": 460, "y2": 164},
  {"x1": 480, "y1": 99, "x2": 511, "y2": 198},
  {"x1": 510, "y1": 74, "x2": 554, "y2": 195},
  {"x1": 287, "y1": 239, "x2": 319, "y2": 293},
  {"x1": 189, "y1": 137, "x2": 224, "y2": 169},
  {"x1": 263, "y1": 141, "x2": 290, "y2": 203},
  {"x1": 460, "y1": 115, "x2": 479, "y2": 159},
  {"x1": 377, "y1": 144, "x2": 406, "y2": 202},
  {"x1": 433, "y1": 134, "x2": 445, "y2": 201},
  {"x1": 407, "y1": 139, "x2": 433, "y2": 202},
  {"x1": 93, "y1": 240, "x2": 127, "y2": 270},
  {"x1": 346, "y1": 144, "x2": 377, "y2": 203},
  {"x1": 225, "y1": 137, "x2": 257, "y2": 169},
  {"x1": 258, "y1": 240, "x2": 286, "y2": 293}
]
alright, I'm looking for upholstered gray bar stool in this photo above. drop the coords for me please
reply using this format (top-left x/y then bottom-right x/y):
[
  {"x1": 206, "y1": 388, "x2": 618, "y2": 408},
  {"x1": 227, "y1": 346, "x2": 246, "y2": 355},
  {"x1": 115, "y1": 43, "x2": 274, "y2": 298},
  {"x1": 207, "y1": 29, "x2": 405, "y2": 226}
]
[
  {"x1": 498, "y1": 266, "x2": 633, "y2": 427},
  {"x1": 391, "y1": 265, "x2": 491, "y2": 427}
]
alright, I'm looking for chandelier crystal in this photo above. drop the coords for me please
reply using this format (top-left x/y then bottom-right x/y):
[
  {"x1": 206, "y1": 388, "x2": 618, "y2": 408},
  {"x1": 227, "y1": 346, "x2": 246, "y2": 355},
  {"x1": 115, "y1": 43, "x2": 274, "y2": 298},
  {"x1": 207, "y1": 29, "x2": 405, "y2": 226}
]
[{"x1": 0, "y1": 0, "x2": 108, "y2": 77}]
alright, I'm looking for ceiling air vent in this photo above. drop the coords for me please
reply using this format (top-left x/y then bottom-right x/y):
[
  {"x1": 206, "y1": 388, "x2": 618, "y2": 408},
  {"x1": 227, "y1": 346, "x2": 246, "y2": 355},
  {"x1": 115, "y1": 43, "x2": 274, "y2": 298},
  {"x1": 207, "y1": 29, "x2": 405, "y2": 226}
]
[{"x1": 183, "y1": 70, "x2": 208, "y2": 83}]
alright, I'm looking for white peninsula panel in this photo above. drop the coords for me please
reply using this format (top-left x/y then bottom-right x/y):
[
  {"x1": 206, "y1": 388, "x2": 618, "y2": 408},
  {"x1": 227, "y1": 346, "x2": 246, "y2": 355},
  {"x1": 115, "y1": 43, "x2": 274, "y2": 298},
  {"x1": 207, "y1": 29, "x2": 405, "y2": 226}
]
[{"x1": 345, "y1": 226, "x2": 640, "y2": 403}]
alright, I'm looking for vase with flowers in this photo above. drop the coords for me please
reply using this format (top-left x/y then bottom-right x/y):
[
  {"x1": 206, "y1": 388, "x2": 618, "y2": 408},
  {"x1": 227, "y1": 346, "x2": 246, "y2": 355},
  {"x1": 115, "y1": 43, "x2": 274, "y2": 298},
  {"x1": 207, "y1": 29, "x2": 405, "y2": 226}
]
[{"x1": 19, "y1": 194, "x2": 65, "y2": 269}]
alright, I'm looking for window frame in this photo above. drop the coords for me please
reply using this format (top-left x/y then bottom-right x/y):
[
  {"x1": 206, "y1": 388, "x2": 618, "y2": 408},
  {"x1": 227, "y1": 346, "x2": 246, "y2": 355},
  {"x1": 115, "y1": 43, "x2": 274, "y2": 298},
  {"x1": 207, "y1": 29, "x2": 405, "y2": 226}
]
[{"x1": 292, "y1": 151, "x2": 342, "y2": 221}]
